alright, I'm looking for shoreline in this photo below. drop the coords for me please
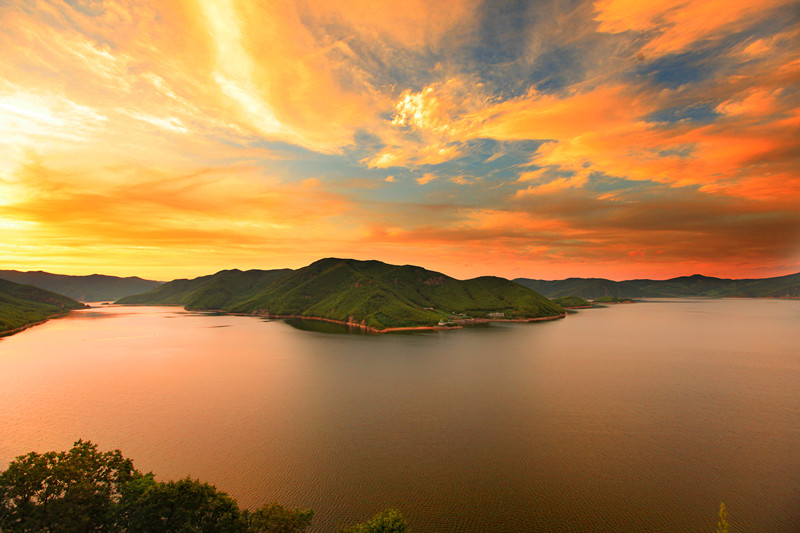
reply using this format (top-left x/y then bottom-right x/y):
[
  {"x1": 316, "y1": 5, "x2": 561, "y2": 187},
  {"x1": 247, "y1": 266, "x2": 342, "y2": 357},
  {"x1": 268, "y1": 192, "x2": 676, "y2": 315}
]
[
  {"x1": 246, "y1": 311, "x2": 568, "y2": 333},
  {"x1": 0, "y1": 308, "x2": 83, "y2": 338},
  {"x1": 0, "y1": 319, "x2": 53, "y2": 338},
  {"x1": 169, "y1": 308, "x2": 568, "y2": 333},
  {"x1": 112, "y1": 304, "x2": 568, "y2": 333}
]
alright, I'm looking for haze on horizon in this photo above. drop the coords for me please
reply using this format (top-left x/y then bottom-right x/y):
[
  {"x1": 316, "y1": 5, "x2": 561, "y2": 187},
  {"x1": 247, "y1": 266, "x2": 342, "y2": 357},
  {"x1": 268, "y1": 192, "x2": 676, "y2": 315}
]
[{"x1": 1, "y1": 0, "x2": 798, "y2": 282}]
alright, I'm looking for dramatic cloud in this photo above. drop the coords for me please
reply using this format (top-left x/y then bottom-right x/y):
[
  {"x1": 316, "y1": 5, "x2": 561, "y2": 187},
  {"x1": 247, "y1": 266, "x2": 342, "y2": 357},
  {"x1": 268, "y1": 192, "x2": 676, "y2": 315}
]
[{"x1": 1, "y1": 0, "x2": 797, "y2": 280}]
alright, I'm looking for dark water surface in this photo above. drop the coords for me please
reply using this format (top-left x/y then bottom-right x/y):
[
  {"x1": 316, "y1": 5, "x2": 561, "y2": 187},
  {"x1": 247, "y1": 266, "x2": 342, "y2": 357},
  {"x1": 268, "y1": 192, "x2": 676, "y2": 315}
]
[{"x1": 1, "y1": 299, "x2": 798, "y2": 532}]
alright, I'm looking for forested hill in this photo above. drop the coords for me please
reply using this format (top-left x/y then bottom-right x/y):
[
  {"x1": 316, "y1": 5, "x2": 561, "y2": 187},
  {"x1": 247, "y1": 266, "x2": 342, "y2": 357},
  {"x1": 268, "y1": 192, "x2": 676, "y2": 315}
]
[
  {"x1": 514, "y1": 272, "x2": 800, "y2": 299},
  {"x1": 116, "y1": 268, "x2": 294, "y2": 307},
  {"x1": 0, "y1": 278, "x2": 88, "y2": 335},
  {"x1": 0, "y1": 270, "x2": 162, "y2": 302},
  {"x1": 118, "y1": 258, "x2": 564, "y2": 330}
]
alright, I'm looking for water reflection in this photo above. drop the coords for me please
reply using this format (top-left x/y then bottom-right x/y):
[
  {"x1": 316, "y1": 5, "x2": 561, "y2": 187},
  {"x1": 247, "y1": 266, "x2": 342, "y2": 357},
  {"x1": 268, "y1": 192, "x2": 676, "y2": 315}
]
[{"x1": 0, "y1": 300, "x2": 797, "y2": 532}]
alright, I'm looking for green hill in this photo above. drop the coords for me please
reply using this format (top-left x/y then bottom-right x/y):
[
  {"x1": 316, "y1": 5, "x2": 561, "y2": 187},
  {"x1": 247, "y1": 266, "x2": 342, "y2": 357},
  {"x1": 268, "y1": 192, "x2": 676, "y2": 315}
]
[
  {"x1": 119, "y1": 258, "x2": 564, "y2": 331},
  {"x1": 116, "y1": 269, "x2": 293, "y2": 308},
  {"x1": 0, "y1": 270, "x2": 162, "y2": 301},
  {"x1": 0, "y1": 278, "x2": 88, "y2": 335},
  {"x1": 228, "y1": 258, "x2": 564, "y2": 329},
  {"x1": 515, "y1": 272, "x2": 800, "y2": 299},
  {"x1": 551, "y1": 295, "x2": 592, "y2": 308}
]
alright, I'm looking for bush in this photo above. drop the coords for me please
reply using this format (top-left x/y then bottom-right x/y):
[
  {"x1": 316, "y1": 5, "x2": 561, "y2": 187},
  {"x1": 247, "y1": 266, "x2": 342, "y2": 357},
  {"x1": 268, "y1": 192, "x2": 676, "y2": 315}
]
[{"x1": 1, "y1": 441, "x2": 404, "y2": 533}]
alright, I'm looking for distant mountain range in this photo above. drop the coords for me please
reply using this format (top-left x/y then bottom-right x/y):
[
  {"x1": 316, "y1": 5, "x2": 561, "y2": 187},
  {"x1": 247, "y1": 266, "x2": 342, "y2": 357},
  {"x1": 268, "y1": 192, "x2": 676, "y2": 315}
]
[
  {"x1": 0, "y1": 270, "x2": 162, "y2": 301},
  {"x1": 5, "y1": 262, "x2": 796, "y2": 337},
  {"x1": 513, "y1": 273, "x2": 800, "y2": 299},
  {"x1": 118, "y1": 258, "x2": 565, "y2": 331},
  {"x1": 117, "y1": 268, "x2": 292, "y2": 307},
  {"x1": 0, "y1": 278, "x2": 88, "y2": 335}
]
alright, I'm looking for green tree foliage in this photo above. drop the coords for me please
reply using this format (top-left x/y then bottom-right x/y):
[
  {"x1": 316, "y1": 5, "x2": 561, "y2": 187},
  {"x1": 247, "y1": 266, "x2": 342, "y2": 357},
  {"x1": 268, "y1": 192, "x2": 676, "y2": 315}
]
[
  {"x1": 716, "y1": 502, "x2": 730, "y2": 533},
  {"x1": 243, "y1": 503, "x2": 314, "y2": 533},
  {"x1": 338, "y1": 508, "x2": 409, "y2": 533},
  {"x1": 1, "y1": 441, "x2": 399, "y2": 533},
  {"x1": 117, "y1": 475, "x2": 246, "y2": 532},
  {"x1": 0, "y1": 439, "x2": 137, "y2": 532}
]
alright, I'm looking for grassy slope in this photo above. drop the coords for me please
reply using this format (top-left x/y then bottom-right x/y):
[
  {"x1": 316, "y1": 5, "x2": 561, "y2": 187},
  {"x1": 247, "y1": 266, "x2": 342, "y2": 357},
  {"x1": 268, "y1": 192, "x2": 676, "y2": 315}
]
[
  {"x1": 227, "y1": 258, "x2": 564, "y2": 330},
  {"x1": 0, "y1": 270, "x2": 162, "y2": 301},
  {"x1": 515, "y1": 273, "x2": 800, "y2": 299},
  {"x1": 0, "y1": 279, "x2": 87, "y2": 334},
  {"x1": 116, "y1": 269, "x2": 292, "y2": 307},
  {"x1": 184, "y1": 269, "x2": 294, "y2": 310}
]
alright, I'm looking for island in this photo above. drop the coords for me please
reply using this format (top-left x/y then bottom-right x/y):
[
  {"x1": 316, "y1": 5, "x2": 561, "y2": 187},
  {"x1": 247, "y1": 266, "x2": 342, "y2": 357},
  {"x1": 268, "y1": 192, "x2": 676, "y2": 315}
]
[
  {"x1": 117, "y1": 258, "x2": 566, "y2": 332},
  {"x1": 0, "y1": 278, "x2": 89, "y2": 336}
]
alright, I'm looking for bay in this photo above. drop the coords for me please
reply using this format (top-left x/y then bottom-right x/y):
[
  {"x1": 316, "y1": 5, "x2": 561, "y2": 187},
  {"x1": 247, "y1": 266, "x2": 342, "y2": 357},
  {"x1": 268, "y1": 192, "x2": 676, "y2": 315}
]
[{"x1": 1, "y1": 299, "x2": 798, "y2": 532}]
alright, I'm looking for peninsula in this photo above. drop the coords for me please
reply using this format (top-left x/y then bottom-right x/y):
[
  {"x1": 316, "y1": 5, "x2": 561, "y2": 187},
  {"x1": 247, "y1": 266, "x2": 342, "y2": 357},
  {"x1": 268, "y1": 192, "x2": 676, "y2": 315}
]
[{"x1": 0, "y1": 278, "x2": 88, "y2": 336}]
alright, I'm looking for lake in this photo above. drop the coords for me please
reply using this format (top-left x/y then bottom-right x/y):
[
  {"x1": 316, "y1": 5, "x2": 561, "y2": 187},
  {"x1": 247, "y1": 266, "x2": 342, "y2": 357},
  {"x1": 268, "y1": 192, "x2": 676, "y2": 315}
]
[{"x1": 1, "y1": 299, "x2": 798, "y2": 532}]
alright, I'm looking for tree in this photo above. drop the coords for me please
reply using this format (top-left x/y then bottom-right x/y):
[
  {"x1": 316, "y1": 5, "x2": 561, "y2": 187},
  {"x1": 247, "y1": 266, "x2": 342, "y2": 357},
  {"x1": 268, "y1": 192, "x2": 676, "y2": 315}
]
[
  {"x1": 117, "y1": 474, "x2": 246, "y2": 532},
  {"x1": 0, "y1": 439, "x2": 137, "y2": 532},
  {"x1": 716, "y1": 502, "x2": 730, "y2": 533},
  {"x1": 243, "y1": 502, "x2": 314, "y2": 533},
  {"x1": 338, "y1": 508, "x2": 409, "y2": 533},
  {"x1": 2, "y1": 441, "x2": 400, "y2": 533}
]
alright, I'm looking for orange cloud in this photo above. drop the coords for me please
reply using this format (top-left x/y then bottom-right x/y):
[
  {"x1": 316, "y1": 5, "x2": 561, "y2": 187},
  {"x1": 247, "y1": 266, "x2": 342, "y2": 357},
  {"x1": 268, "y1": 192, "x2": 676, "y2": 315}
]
[
  {"x1": 366, "y1": 77, "x2": 490, "y2": 168},
  {"x1": 475, "y1": 85, "x2": 640, "y2": 141},
  {"x1": 515, "y1": 174, "x2": 592, "y2": 197},
  {"x1": 307, "y1": 0, "x2": 478, "y2": 49},
  {"x1": 593, "y1": 0, "x2": 794, "y2": 56},
  {"x1": 0, "y1": 159, "x2": 353, "y2": 278}
]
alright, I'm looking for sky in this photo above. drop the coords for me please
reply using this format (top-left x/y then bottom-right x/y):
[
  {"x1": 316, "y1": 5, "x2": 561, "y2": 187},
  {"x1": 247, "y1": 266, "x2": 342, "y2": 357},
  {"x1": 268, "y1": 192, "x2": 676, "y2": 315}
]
[{"x1": 1, "y1": 0, "x2": 799, "y2": 281}]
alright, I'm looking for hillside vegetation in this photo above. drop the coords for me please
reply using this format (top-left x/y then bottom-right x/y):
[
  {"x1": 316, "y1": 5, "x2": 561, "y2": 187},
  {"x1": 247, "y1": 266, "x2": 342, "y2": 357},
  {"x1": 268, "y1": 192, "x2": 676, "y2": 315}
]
[
  {"x1": 515, "y1": 272, "x2": 800, "y2": 299},
  {"x1": 0, "y1": 278, "x2": 88, "y2": 335},
  {"x1": 116, "y1": 269, "x2": 293, "y2": 307},
  {"x1": 0, "y1": 440, "x2": 407, "y2": 533},
  {"x1": 119, "y1": 258, "x2": 564, "y2": 330},
  {"x1": 0, "y1": 270, "x2": 161, "y2": 301}
]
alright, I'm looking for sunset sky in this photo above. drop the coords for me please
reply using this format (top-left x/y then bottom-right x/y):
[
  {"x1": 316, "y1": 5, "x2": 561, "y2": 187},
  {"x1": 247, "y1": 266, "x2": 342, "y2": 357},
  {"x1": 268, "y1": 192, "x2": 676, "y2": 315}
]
[{"x1": 1, "y1": 0, "x2": 799, "y2": 281}]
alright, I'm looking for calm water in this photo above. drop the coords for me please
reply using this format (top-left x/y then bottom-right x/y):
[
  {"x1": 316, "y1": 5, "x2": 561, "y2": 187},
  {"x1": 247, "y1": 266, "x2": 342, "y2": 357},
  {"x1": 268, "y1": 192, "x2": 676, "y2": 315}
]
[{"x1": 1, "y1": 300, "x2": 798, "y2": 532}]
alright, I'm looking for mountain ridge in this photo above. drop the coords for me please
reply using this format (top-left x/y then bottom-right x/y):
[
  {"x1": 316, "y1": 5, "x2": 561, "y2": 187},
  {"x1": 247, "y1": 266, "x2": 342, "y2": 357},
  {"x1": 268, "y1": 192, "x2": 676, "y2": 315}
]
[
  {"x1": 0, "y1": 270, "x2": 162, "y2": 301},
  {"x1": 514, "y1": 272, "x2": 800, "y2": 299}
]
